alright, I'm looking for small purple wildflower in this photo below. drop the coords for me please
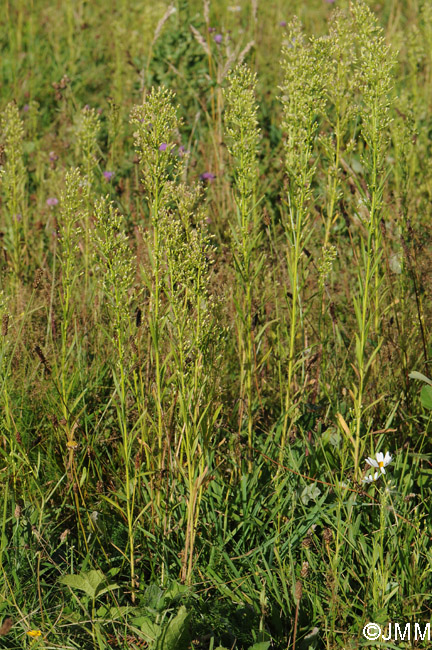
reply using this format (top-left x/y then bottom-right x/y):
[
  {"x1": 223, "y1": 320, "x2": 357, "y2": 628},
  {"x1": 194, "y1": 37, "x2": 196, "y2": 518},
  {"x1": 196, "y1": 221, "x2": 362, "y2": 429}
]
[
  {"x1": 324, "y1": 0, "x2": 335, "y2": 3},
  {"x1": 23, "y1": 104, "x2": 30, "y2": 112},
  {"x1": 46, "y1": 197, "x2": 59, "y2": 207},
  {"x1": 159, "y1": 143, "x2": 168, "y2": 152},
  {"x1": 49, "y1": 151, "x2": 58, "y2": 162},
  {"x1": 14, "y1": 214, "x2": 22, "y2": 222},
  {"x1": 103, "y1": 171, "x2": 114, "y2": 181},
  {"x1": 200, "y1": 172, "x2": 216, "y2": 182},
  {"x1": 279, "y1": 21, "x2": 287, "y2": 27},
  {"x1": 208, "y1": 27, "x2": 216, "y2": 33},
  {"x1": 214, "y1": 34, "x2": 223, "y2": 44}
]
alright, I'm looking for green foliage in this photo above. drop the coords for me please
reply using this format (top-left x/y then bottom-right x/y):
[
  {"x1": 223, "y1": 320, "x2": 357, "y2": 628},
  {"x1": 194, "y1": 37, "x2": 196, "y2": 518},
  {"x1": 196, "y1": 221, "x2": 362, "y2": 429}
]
[
  {"x1": 0, "y1": 101, "x2": 27, "y2": 274},
  {"x1": 93, "y1": 196, "x2": 135, "y2": 348},
  {"x1": 224, "y1": 65, "x2": 260, "y2": 207},
  {"x1": 409, "y1": 371, "x2": 432, "y2": 410},
  {"x1": 130, "y1": 87, "x2": 182, "y2": 210},
  {"x1": 223, "y1": 64, "x2": 262, "y2": 470},
  {"x1": 59, "y1": 569, "x2": 119, "y2": 600}
]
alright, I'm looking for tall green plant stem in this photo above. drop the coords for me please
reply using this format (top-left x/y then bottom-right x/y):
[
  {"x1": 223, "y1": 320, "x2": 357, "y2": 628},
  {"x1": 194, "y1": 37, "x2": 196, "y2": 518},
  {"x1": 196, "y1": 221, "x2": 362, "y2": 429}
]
[
  {"x1": 224, "y1": 65, "x2": 260, "y2": 472},
  {"x1": 114, "y1": 308, "x2": 136, "y2": 602},
  {"x1": 130, "y1": 89, "x2": 180, "y2": 526},
  {"x1": 323, "y1": 122, "x2": 341, "y2": 251},
  {"x1": 151, "y1": 186, "x2": 165, "y2": 500},
  {"x1": 1, "y1": 103, "x2": 26, "y2": 278},
  {"x1": 237, "y1": 163, "x2": 255, "y2": 473},
  {"x1": 166, "y1": 235, "x2": 205, "y2": 585},
  {"x1": 281, "y1": 183, "x2": 309, "y2": 460},
  {"x1": 351, "y1": 1, "x2": 395, "y2": 478},
  {"x1": 278, "y1": 23, "x2": 327, "y2": 460},
  {"x1": 93, "y1": 197, "x2": 137, "y2": 600},
  {"x1": 353, "y1": 214, "x2": 375, "y2": 479}
]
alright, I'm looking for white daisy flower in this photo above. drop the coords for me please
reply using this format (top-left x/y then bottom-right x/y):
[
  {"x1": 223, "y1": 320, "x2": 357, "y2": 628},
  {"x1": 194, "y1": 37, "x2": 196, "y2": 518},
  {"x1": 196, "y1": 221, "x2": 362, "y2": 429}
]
[
  {"x1": 363, "y1": 471, "x2": 379, "y2": 484},
  {"x1": 365, "y1": 451, "x2": 392, "y2": 475}
]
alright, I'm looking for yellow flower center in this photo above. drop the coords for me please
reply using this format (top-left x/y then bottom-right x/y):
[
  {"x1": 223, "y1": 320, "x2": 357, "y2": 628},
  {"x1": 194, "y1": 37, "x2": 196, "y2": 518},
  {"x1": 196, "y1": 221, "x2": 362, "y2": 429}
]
[
  {"x1": 378, "y1": 461, "x2": 384, "y2": 468},
  {"x1": 27, "y1": 630, "x2": 42, "y2": 638}
]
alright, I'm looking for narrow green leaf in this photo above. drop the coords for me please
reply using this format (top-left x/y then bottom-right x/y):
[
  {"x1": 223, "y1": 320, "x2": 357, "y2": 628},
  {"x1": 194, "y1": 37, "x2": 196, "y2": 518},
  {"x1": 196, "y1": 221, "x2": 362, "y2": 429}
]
[{"x1": 409, "y1": 371, "x2": 432, "y2": 386}]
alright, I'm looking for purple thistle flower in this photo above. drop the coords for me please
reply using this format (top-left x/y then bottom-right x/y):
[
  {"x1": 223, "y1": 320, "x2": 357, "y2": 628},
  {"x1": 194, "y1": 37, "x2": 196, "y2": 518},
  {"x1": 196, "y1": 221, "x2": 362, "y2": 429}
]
[
  {"x1": 279, "y1": 21, "x2": 287, "y2": 27},
  {"x1": 23, "y1": 104, "x2": 30, "y2": 112},
  {"x1": 46, "y1": 197, "x2": 59, "y2": 207},
  {"x1": 159, "y1": 143, "x2": 168, "y2": 152},
  {"x1": 208, "y1": 27, "x2": 216, "y2": 33},
  {"x1": 103, "y1": 171, "x2": 114, "y2": 181},
  {"x1": 214, "y1": 34, "x2": 223, "y2": 44},
  {"x1": 200, "y1": 172, "x2": 216, "y2": 182}
]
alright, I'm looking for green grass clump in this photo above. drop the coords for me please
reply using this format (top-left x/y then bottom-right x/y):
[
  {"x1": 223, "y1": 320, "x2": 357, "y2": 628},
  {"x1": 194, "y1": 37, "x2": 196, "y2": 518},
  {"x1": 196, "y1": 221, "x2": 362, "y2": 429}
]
[{"x1": 0, "y1": 1, "x2": 432, "y2": 649}]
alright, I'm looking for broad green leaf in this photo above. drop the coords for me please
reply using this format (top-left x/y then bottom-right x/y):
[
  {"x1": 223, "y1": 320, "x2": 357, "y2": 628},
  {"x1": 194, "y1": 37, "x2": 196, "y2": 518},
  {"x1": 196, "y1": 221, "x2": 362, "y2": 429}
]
[
  {"x1": 143, "y1": 584, "x2": 165, "y2": 611},
  {"x1": 300, "y1": 482, "x2": 321, "y2": 506},
  {"x1": 155, "y1": 606, "x2": 190, "y2": 650},
  {"x1": 421, "y1": 385, "x2": 432, "y2": 410},
  {"x1": 248, "y1": 643, "x2": 271, "y2": 650},
  {"x1": 59, "y1": 570, "x2": 118, "y2": 599},
  {"x1": 97, "y1": 605, "x2": 129, "y2": 618},
  {"x1": 96, "y1": 582, "x2": 120, "y2": 598},
  {"x1": 133, "y1": 616, "x2": 160, "y2": 641},
  {"x1": 59, "y1": 572, "x2": 99, "y2": 598},
  {"x1": 164, "y1": 582, "x2": 190, "y2": 603}
]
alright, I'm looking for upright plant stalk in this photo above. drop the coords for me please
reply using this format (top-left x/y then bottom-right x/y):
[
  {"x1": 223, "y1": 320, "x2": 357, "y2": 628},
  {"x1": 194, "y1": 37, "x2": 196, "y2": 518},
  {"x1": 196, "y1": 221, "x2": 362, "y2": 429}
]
[
  {"x1": 1, "y1": 102, "x2": 27, "y2": 278},
  {"x1": 93, "y1": 196, "x2": 136, "y2": 599},
  {"x1": 223, "y1": 65, "x2": 260, "y2": 472},
  {"x1": 159, "y1": 184, "x2": 218, "y2": 583},
  {"x1": 77, "y1": 106, "x2": 100, "y2": 291},
  {"x1": 55, "y1": 168, "x2": 88, "y2": 551},
  {"x1": 351, "y1": 2, "x2": 396, "y2": 479},
  {"x1": 392, "y1": 101, "x2": 427, "y2": 369},
  {"x1": 130, "y1": 88, "x2": 182, "y2": 520},
  {"x1": 279, "y1": 22, "x2": 327, "y2": 458},
  {"x1": 107, "y1": 98, "x2": 122, "y2": 169},
  {"x1": 57, "y1": 169, "x2": 84, "y2": 437},
  {"x1": 317, "y1": 10, "x2": 357, "y2": 398},
  {"x1": 0, "y1": 293, "x2": 13, "y2": 474},
  {"x1": 322, "y1": 11, "x2": 357, "y2": 251}
]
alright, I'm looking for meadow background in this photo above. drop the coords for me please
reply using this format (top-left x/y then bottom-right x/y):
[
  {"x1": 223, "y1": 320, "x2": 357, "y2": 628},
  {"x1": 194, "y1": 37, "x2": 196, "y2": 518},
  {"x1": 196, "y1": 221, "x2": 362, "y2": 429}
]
[{"x1": 0, "y1": 0, "x2": 432, "y2": 648}]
